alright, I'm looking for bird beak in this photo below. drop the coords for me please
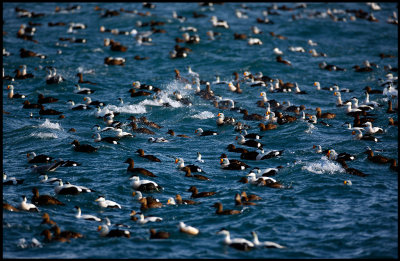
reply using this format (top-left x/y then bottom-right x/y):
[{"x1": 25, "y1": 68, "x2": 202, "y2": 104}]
[
  {"x1": 312, "y1": 145, "x2": 316, "y2": 149},
  {"x1": 220, "y1": 158, "x2": 224, "y2": 163},
  {"x1": 97, "y1": 226, "x2": 102, "y2": 231},
  {"x1": 83, "y1": 97, "x2": 87, "y2": 101},
  {"x1": 174, "y1": 158, "x2": 178, "y2": 164},
  {"x1": 313, "y1": 82, "x2": 317, "y2": 86}
]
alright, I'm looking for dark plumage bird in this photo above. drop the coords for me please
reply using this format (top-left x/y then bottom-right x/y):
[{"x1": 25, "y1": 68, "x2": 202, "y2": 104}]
[
  {"x1": 235, "y1": 193, "x2": 256, "y2": 206},
  {"x1": 139, "y1": 197, "x2": 162, "y2": 210},
  {"x1": 336, "y1": 159, "x2": 369, "y2": 177},
  {"x1": 125, "y1": 158, "x2": 157, "y2": 177},
  {"x1": 150, "y1": 229, "x2": 170, "y2": 239},
  {"x1": 241, "y1": 109, "x2": 264, "y2": 121},
  {"x1": 27, "y1": 152, "x2": 53, "y2": 163},
  {"x1": 315, "y1": 107, "x2": 336, "y2": 119},
  {"x1": 136, "y1": 149, "x2": 161, "y2": 162},
  {"x1": 130, "y1": 122, "x2": 155, "y2": 135},
  {"x1": 128, "y1": 88, "x2": 152, "y2": 97},
  {"x1": 226, "y1": 144, "x2": 249, "y2": 154},
  {"x1": 187, "y1": 186, "x2": 216, "y2": 198},
  {"x1": 365, "y1": 149, "x2": 391, "y2": 164},
  {"x1": 51, "y1": 225, "x2": 83, "y2": 239},
  {"x1": 41, "y1": 229, "x2": 70, "y2": 243},
  {"x1": 37, "y1": 94, "x2": 59, "y2": 104},
  {"x1": 77, "y1": 73, "x2": 97, "y2": 85},
  {"x1": 31, "y1": 187, "x2": 65, "y2": 206},
  {"x1": 71, "y1": 140, "x2": 98, "y2": 153},
  {"x1": 182, "y1": 166, "x2": 210, "y2": 181},
  {"x1": 39, "y1": 105, "x2": 63, "y2": 115},
  {"x1": 213, "y1": 202, "x2": 241, "y2": 215},
  {"x1": 22, "y1": 100, "x2": 41, "y2": 109}
]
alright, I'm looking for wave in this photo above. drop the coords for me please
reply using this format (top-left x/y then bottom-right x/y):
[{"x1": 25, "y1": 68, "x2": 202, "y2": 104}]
[
  {"x1": 105, "y1": 104, "x2": 147, "y2": 114},
  {"x1": 191, "y1": 111, "x2": 215, "y2": 119},
  {"x1": 301, "y1": 157, "x2": 345, "y2": 175},
  {"x1": 37, "y1": 119, "x2": 62, "y2": 130},
  {"x1": 29, "y1": 132, "x2": 58, "y2": 139}
]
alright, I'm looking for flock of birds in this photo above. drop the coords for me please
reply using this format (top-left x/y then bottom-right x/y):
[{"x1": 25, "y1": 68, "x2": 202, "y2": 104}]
[{"x1": 3, "y1": 2, "x2": 399, "y2": 254}]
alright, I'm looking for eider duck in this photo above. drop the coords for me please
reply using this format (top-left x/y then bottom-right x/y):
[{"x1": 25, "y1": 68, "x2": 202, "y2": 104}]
[
  {"x1": 130, "y1": 176, "x2": 162, "y2": 192},
  {"x1": 227, "y1": 144, "x2": 249, "y2": 154},
  {"x1": 104, "y1": 57, "x2": 125, "y2": 66},
  {"x1": 74, "y1": 84, "x2": 95, "y2": 94},
  {"x1": 183, "y1": 167, "x2": 210, "y2": 181},
  {"x1": 51, "y1": 225, "x2": 83, "y2": 239},
  {"x1": 76, "y1": 73, "x2": 97, "y2": 85},
  {"x1": 71, "y1": 140, "x2": 98, "y2": 153},
  {"x1": 175, "y1": 194, "x2": 199, "y2": 205},
  {"x1": 276, "y1": 56, "x2": 292, "y2": 66},
  {"x1": 326, "y1": 149, "x2": 355, "y2": 162},
  {"x1": 3, "y1": 173, "x2": 24, "y2": 185},
  {"x1": 365, "y1": 149, "x2": 391, "y2": 164},
  {"x1": 364, "y1": 122, "x2": 384, "y2": 134},
  {"x1": 132, "y1": 81, "x2": 153, "y2": 91},
  {"x1": 137, "y1": 213, "x2": 162, "y2": 224},
  {"x1": 83, "y1": 96, "x2": 105, "y2": 106},
  {"x1": 22, "y1": 100, "x2": 41, "y2": 109},
  {"x1": 75, "y1": 206, "x2": 101, "y2": 222},
  {"x1": 216, "y1": 229, "x2": 254, "y2": 251},
  {"x1": 95, "y1": 196, "x2": 121, "y2": 209},
  {"x1": 149, "y1": 229, "x2": 170, "y2": 239},
  {"x1": 20, "y1": 48, "x2": 46, "y2": 59},
  {"x1": 92, "y1": 133, "x2": 120, "y2": 144},
  {"x1": 251, "y1": 231, "x2": 286, "y2": 248},
  {"x1": 213, "y1": 202, "x2": 242, "y2": 215},
  {"x1": 27, "y1": 152, "x2": 53, "y2": 163},
  {"x1": 41, "y1": 213, "x2": 56, "y2": 226},
  {"x1": 130, "y1": 122, "x2": 155, "y2": 135},
  {"x1": 125, "y1": 158, "x2": 157, "y2": 177},
  {"x1": 31, "y1": 187, "x2": 64, "y2": 206},
  {"x1": 336, "y1": 159, "x2": 369, "y2": 177},
  {"x1": 54, "y1": 180, "x2": 80, "y2": 195},
  {"x1": 236, "y1": 135, "x2": 263, "y2": 148},
  {"x1": 175, "y1": 158, "x2": 204, "y2": 173},
  {"x1": 7, "y1": 85, "x2": 26, "y2": 99},
  {"x1": 195, "y1": 128, "x2": 218, "y2": 136},
  {"x1": 98, "y1": 224, "x2": 130, "y2": 238},
  {"x1": 41, "y1": 229, "x2": 70, "y2": 243},
  {"x1": 220, "y1": 155, "x2": 250, "y2": 170},
  {"x1": 30, "y1": 160, "x2": 64, "y2": 174},
  {"x1": 241, "y1": 191, "x2": 262, "y2": 201},
  {"x1": 351, "y1": 129, "x2": 379, "y2": 142},
  {"x1": 179, "y1": 222, "x2": 199, "y2": 235},
  {"x1": 139, "y1": 197, "x2": 163, "y2": 210},
  {"x1": 258, "y1": 122, "x2": 277, "y2": 131},
  {"x1": 128, "y1": 88, "x2": 152, "y2": 97},
  {"x1": 241, "y1": 130, "x2": 262, "y2": 140},
  {"x1": 139, "y1": 116, "x2": 163, "y2": 129},
  {"x1": 67, "y1": 100, "x2": 91, "y2": 110},
  {"x1": 315, "y1": 107, "x2": 336, "y2": 119},
  {"x1": 235, "y1": 193, "x2": 256, "y2": 206},
  {"x1": 389, "y1": 159, "x2": 398, "y2": 172},
  {"x1": 136, "y1": 149, "x2": 161, "y2": 162},
  {"x1": 39, "y1": 105, "x2": 63, "y2": 115},
  {"x1": 240, "y1": 148, "x2": 283, "y2": 161},
  {"x1": 19, "y1": 195, "x2": 39, "y2": 212},
  {"x1": 196, "y1": 152, "x2": 204, "y2": 163},
  {"x1": 241, "y1": 109, "x2": 264, "y2": 121},
  {"x1": 3, "y1": 202, "x2": 19, "y2": 212},
  {"x1": 216, "y1": 112, "x2": 236, "y2": 126},
  {"x1": 45, "y1": 68, "x2": 64, "y2": 84},
  {"x1": 187, "y1": 186, "x2": 216, "y2": 198},
  {"x1": 40, "y1": 174, "x2": 60, "y2": 184}
]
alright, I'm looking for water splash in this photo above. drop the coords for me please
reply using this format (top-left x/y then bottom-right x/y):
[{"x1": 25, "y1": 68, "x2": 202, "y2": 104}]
[
  {"x1": 37, "y1": 119, "x2": 62, "y2": 130},
  {"x1": 29, "y1": 132, "x2": 58, "y2": 139},
  {"x1": 191, "y1": 111, "x2": 215, "y2": 119},
  {"x1": 301, "y1": 157, "x2": 345, "y2": 175}
]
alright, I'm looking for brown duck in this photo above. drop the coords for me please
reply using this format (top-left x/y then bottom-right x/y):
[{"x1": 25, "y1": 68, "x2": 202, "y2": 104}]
[
  {"x1": 315, "y1": 107, "x2": 336, "y2": 119},
  {"x1": 187, "y1": 186, "x2": 216, "y2": 198},
  {"x1": 136, "y1": 149, "x2": 161, "y2": 162},
  {"x1": 150, "y1": 228, "x2": 170, "y2": 239},
  {"x1": 139, "y1": 197, "x2": 162, "y2": 210},
  {"x1": 41, "y1": 213, "x2": 57, "y2": 225},
  {"x1": 175, "y1": 194, "x2": 199, "y2": 205},
  {"x1": 213, "y1": 202, "x2": 241, "y2": 215},
  {"x1": 124, "y1": 158, "x2": 157, "y2": 177},
  {"x1": 365, "y1": 149, "x2": 391, "y2": 164},
  {"x1": 234, "y1": 193, "x2": 256, "y2": 206},
  {"x1": 31, "y1": 187, "x2": 65, "y2": 206},
  {"x1": 183, "y1": 167, "x2": 210, "y2": 181},
  {"x1": 51, "y1": 225, "x2": 83, "y2": 239}
]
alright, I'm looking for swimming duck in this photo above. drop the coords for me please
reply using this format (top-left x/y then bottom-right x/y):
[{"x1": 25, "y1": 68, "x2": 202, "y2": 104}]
[
  {"x1": 175, "y1": 158, "x2": 204, "y2": 173},
  {"x1": 259, "y1": 122, "x2": 278, "y2": 131},
  {"x1": 251, "y1": 231, "x2": 285, "y2": 248},
  {"x1": 104, "y1": 57, "x2": 125, "y2": 66},
  {"x1": 71, "y1": 140, "x2": 98, "y2": 153},
  {"x1": 139, "y1": 197, "x2": 163, "y2": 210},
  {"x1": 31, "y1": 187, "x2": 64, "y2": 206},
  {"x1": 240, "y1": 191, "x2": 262, "y2": 201},
  {"x1": 76, "y1": 73, "x2": 97, "y2": 85},
  {"x1": 137, "y1": 213, "x2": 162, "y2": 224},
  {"x1": 51, "y1": 225, "x2": 83, "y2": 239},
  {"x1": 20, "y1": 48, "x2": 46, "y2": 59},
  {"x1": 130, "y1": 122, "x2": 155, "y2": 135},
  {"x1": 364, "y1": 122, "x2": 384, "y2": 134},
  {"x1": 3, "y1": 173, "x2": 24, "y2": 185},
  {"x1": 365, "y1": 149, "x2": 391, "y2": 164},
  {"x1": 3, "y1": 202, "x2": 19, "y2": 212},
  {"x1": 92, "y1": 133, "x2": 120, "y2": 144},
  {"x1": 125, "y1": 158, "x2": 157, "y2": 177},
  {"x1": 235, "y1": 193, "x2": 256, "y2": 206},
  {"x1": 213, "y1": 202, "x2": 242, "y2": 215},
  {"x1": 67, "y1": 100, "x2": 91, "y2": 110},
  {"x1": 236, "y1": 135, "x2": 263, "y2": 148},
  {"x1": 75, "y1": 206, "x2": 101, "y2": 222},
  {"x1": 74, "y1": 84, "x2": 95, "y2": 95},
  {"x1": 179, "y1": 222, "x2": 199, "y2": 235},
  {"x1": 336, "y1": 159, "x2": 369, "y2": 177},
  {"x1": 98, "y1": 224, "x2": 130, "y2": 238},
  {"x1": 187, "y1": 186, "x2": 216, "y2": 198},
  {"x1": 22, "y1": 100, "x2": 41, "y2": 109},
  {"x1": 41, "y1": 229, "x2": 70, "y2": 243},
  {"x1": 149, "y1": 229, "x2": 170, "y2": 239},
  {"x1": 7, "y1": 85, "x2": 26, "y2": 99},
  {"x1": 83, "y1": 96, "x2": 105, "y2": 106},
  {"x1": 240, "y1": 148, "x2": 283, "y2": 161},
  {"x1": 41, "y1": 213, "x2": 56, "y2": 226},
  {"x1": 54, "y1": 180, "x2": 80, "y2": 195},
  {"x1": 216, "y1": 229, "x2": 254, "y2": 251},
  {"x1": 173, "y1": 194, "x2": 199, "y2": 205},
  {"x1": 136, "y1": 149, "x2": 161, "y2": 162},
  {"x1": 19, "y1": 195, "x2": 39, "y2": 212},
  {"x1": 95, "y1": 196, "x2": 121, "y2": 209},
  {"x1": 276, "y1": 56, "x2": 292, "y2": 66},
  {"x1": 241, "y1": 109, "x2": 264, "y2": 121},
  {"x1": 216, "y1": 112, "x2": 236, "y2": 126},
  {"x1": 226, "y1": 144, "x2": 249, "y2": 154},
  {"x1": 30, "y1": 160, "x2": 64, "y2": 174},
  {"x1": 195, "y1": 128, "x2": 218, "y2": 136},
  {"x1": 315, "y1": 107, "x2": 336, "y2": 119},
  {"x1": 27, "y1": 152, "x2": 53, "y2": 164},
  {"x1": 220, "y1": 157, "x2": 248, "y2": 171},
  {"x1": 183, "y1": 167, "x2": 210, "y2": 181},
  {"x1": 389, "y1": 159, "x2": 398, "y2": 172},
  {"x1": 130, "y1": 176, "x2": 162, "y2": 192}
]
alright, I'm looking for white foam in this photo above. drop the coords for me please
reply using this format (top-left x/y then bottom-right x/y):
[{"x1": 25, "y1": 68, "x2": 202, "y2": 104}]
[
  {"x1": 301, "y1": 157, "x2": 345, "y2": 174},
  {"x1": 38, "y1": 119, "x2": 62, "y2": 130},
  {"x1": 30, "y1": 132, "x2": 58, "y2": 139},
  {"x1": 192, "y1": 111, "x2": 215, "y2": 119},
  {"x1": 106, "y1": 104, "x2": 147, "y2": 114}
]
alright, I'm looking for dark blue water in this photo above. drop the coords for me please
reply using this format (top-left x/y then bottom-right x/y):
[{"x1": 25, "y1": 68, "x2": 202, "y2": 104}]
[{"x1": 3, "y1": 2, "x2": 398, "y2": 259}]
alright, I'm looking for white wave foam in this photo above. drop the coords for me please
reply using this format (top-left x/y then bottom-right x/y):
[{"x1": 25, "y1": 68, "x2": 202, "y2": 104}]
[
  {"x1": 192, "y1": 111, "x2": 215, "y2": 119},
  {"x1": 106, "y1": 104, "x2": 147, "y2": 114},
  {"x1": 77, "y1": 66, "x2": 95, "y2": 74},
  {"x1": 301, "y1": 157, "x2": 345, "y2": 174},
  {"x1": 38, "y1": 119, "x2": 62, "y2": 130},
  {"x1": 30, "y1": 132, "x2": 58, "y2": 139}
]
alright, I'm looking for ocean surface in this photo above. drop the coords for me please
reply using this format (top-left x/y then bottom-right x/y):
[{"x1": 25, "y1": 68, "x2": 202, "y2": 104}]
[{"x1": 2, "y1": 2, "x2": 398, "y2": 259}]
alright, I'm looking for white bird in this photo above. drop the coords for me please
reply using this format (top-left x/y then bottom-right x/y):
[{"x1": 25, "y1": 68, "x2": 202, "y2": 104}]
[
  {"x1": 363, "y1": 92, "x2": 380, "y2": 107},
  {"x1": 344, "y1": 102, "x2": 362, "y2": 114},
  {"x1": 179, "y1": 222, "x2": 199, "y2": 235},
  {"x1": 95, "y1": 196, "x2": 121, "y2": 209},
  {"x1": 344, "y1": 180, "x2": 352, "y2": 186},
  {"x1": 334, "y1": 92, "x2": 343, "y2": 106},
  {"x1": 343, "y1": 122, "x2": 364, "y2": 131},
  {"x1": 137, "y1": 213, "x2": 162, "y2": 224},
  {"x1": 148, "y1": 137, "x2": 169, "y2": 143},
  {"x1": 114, "y1": 128, "x2": 133, "y2": 138},
  {"x1": 308, "y1": 39, "x2": 318, "y2": 46},
  {"x1": 247, "y1": 172, "x2": 277, "y2": 185},
  {"x1": 273, "y1": 47, "x2": 283, "y2": 55},
  {"x1": 97, "y1": 224, "x2": 130, "y2": 237},
  {"x1": 351, "y1": 128, "x2": 379, "y2": 142},
  {"x1": 289, "y1": 46, "x2": 305, "y2": 52},
  {"x1": 216, "y1": 229, "x2": 254, "y2": 251},
  {"x1": 75, "y1": 206, "x2": 101, "y2": 221},
  {"x1": 313, "y1": 145, "x2": 323, "y2": 153},
  {"x1": 39, "y1": 174, "x2": 60, "y2": 184},
  {"x1": 364, "y1": 122, "x2": 384, "y2": 134},
  {"x1": 351, "y1": 98, "x2": 373, "y2": 111},
  {"x1": 248, "y1": 38, "x2": 263, "y2": 45},
  {"x1": 196, "y1": 152, "x2": 204, "y2": 163},
  {"x1": 166, "y1": 197, "x2": 176, "y2": 205},
  {"x1": 383, "y1": 84, "x2": 398, "y2": 97},
  {"x1": 251, "y1": 231, "x2": 286, "y2": 248},
  {"x1": 228, "y1": 82, "x2": 237, "y2": 92},
  {"x1": 129, "y1": 176, "x2": 161, "y2": 191},
  {"x1": 19, "y1": 195, "x2": 39, "y2": 212}
]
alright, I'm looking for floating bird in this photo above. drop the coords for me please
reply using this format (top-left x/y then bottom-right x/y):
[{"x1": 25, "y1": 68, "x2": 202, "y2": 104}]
[
  {"x1": 130, "y1": 176, "x2": 162, "y2": 192},
  {"x1": 136, "y1": 149, "x2": 161, "y2": 162},
  {"x1": 71, "y1": 140, "x2": 98, "y2": 153},
  {"x1": 19, "y1": 195, "x2": 39, "y2": 212},
  {"x1": 125, "y1": 158, "x2": 157, "y2": 177},
  {"x1": 31, "y1": 187, "x2": 64, "y2": 206},
  {"x1": 216, "y1": 229, "x2": 254, "y2": 251},
  {"x1": 95, "y1": 196, "x2": 121, "y2": 209},
  {"x1": 75, "y1": 206, "x2": 101, "y2": 221},
  {"x1": 179, "y1": 222, "x2": 199, "y2": 235},
  {"x1": 251, "y1": 231, "x2": 286, "y2": 248},
  {"x1": 175, "y1": 158, "x2": 204, "y2": 173},
  {"x1": 98, "y1": 224, "x2": 130, "y2": 238},
  {"x1": 187, "y1": 186, "x2": 216, "y2": 198}
]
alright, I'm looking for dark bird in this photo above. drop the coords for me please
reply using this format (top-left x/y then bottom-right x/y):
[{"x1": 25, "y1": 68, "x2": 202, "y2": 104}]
[
  {"x1": 31, "y1": 187, "x2": 65, "y2": 206},
  {"x1": 365, "y1": 149, "x2": 391, "y2": 164},
  {"x1": 37, "y1": 93, "x2": 58, "y2": 104},
  {"x1": 125, "y1": 158, "x2": 157, "y2": 177},
  {"x1": 70, "y1": 140, "x2": 98, "y2": 153},
  {"x1": 187, "y1": 186, "x2": 216, "y2": 198},
  {"x1": 182, "y1": 166, "x2": 210, "y2": 181},
  {"x1": 77, "y1": 73, "x2": 97, "y2": 85},
  {"x1": 150, "y1": 229, "x2": 170, "y2": 239},
  {"x1": 213, "y1": 202, "x2": 241, "y2": 215},
  {"x1": 136, "y1": 149, "x2": 161, "y2": 162},
  {"x1": 39, "y1": 105, "x2": 62, "y2": 115}
]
